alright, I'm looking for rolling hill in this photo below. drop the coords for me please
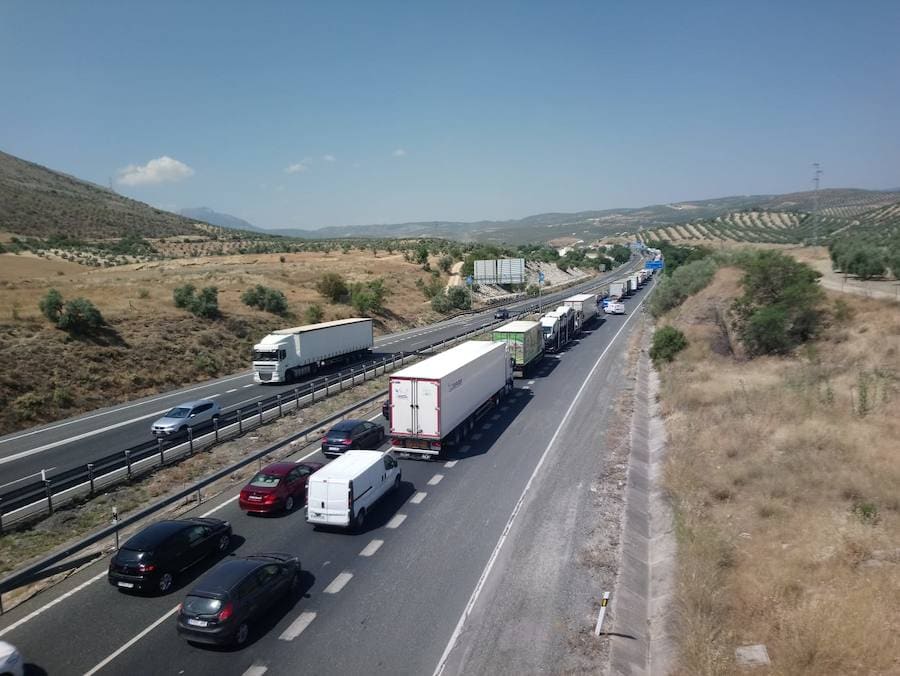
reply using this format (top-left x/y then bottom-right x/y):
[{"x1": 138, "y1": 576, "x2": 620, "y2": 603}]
[
  {"x1": 0, "y1": 150, "x2": 203, "y2": 239},
  {"x1": 179, "y1": 207, "x2": 265, "y2": 233}
]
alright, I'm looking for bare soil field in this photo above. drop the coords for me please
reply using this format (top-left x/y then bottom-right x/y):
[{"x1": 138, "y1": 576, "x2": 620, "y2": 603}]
[
  {"x1": 658, "y1": 267, "x2": 900, "y2": 674},
  {"x1": 0, "y1": 249, "x2": 445, "y2": 435},
  {"x1": 790, "y1": 246, "x2": 900, "y2": 302}
]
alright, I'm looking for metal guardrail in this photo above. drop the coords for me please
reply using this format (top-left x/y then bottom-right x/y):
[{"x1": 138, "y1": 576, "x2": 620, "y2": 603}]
[{"x1": 0, "y1": 261, "x2": 643, "y2": 607}]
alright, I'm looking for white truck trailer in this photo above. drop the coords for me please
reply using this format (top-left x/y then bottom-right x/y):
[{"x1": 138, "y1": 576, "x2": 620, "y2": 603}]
[
  {"x1": 608, "y1": 281, "x2": 626, "y2": 301},
  {"x1": 553, "y1": 305, "x2": 576, "y2": 346},
  {"x1": 252, "y1": 318, "x2": 373, "y2": 384},
  {"x1": 563, "y1": 293, "x2": 599, "y2": 332},
  {"x1": 389, "y1": 341, "x2": 513, "y2": 459},
  {"x1": 630, "y1": 273, "x2": 641, "y2": 291}
]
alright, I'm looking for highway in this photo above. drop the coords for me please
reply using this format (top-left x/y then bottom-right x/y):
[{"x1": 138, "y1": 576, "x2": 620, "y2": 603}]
[
  {"x1": 0, "y1": 277, "x2": 654, "y2": 675},
  {"x1": 0, "y1": 263, "x2": 642, "y2": 494}
]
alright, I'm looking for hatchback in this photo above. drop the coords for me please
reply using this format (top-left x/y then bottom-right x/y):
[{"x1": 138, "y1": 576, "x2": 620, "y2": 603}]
[
  {"x1": 177, "y1": 553, "x2": 301, "y2": 646},
  {"x1": 108, "y1": 518, "x2": 232, "y2": 594},
  {"x1": 321, "y1": 419, "x2": 385, "y2": 457},
  {"x1": 238, "y1": 461, "x2": 323, "y2": 514},
  {"x1": 151, "y1": 399, "x2": 221, "y2": 438},
  {"x1": 494, "y1": 308, "x2": 510, "y2": 320}
]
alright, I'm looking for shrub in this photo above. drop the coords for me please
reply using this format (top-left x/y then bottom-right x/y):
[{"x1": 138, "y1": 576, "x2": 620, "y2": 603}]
[
  {"x1": 316, "y1": 272, "x2": 348, "y2": 302},
  {"x1": 649, "y1": 257, "x2": 718, "y2": 317},
  {"x1": 39, "y1": 288, "x2": 64, "y2": 323},
  {"x1": 446, "y1": 286, "x2": 471, "y2": 310},
  {"x1": 421, "y1": 275, "x2": 445, "y2": 300},
  {"x1": 173, "y1": 284, "x2": 197, "y2": 309},
  {"x1": 650, "y1": 326, "x2": 688, "y2": 364},
  {"x1": 242, "y1": 285, "x2": 288, "y2": 315},
  {"x1": 137, "y1": 288, "x2": 150, "y2": 299},
  {"x1": 57, "y1": 298, "x2": 105, "y2": 334},
  {"x1": 415, "y1": 244, "x2": 429, "y2": 265},
  {"x1": 305, "y1": 304, "x2": 324, "y2": 324},
  {"x1": 438, "y1": 255, "x2": 453, "y2": 273},
  {"x1": 430, "y1": 293, "x2": 454, "y2": 313},
  {"x1": 526, "y1": 284, "x2": 540, "y2": 297}
]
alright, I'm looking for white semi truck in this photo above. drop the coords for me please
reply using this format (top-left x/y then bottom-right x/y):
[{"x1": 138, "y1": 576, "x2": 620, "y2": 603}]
[
  {"x1": 563, "y1": 293, "x2": 599, "y2": 333},
  {"x1": 252, "y1": 318, "x2": 374, "y2": 384},
  {"x1": 608, "y1": 281, "x2": 626, "y2": 301},
  {"x1": 540, "y1": 313, "x2": 562, "y2": 352},
  {"x1": 388, "y1": 341, "x2": 513, "y2": 459}
]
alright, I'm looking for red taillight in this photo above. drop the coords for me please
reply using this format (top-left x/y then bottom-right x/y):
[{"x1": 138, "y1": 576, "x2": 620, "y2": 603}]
[
  {"x1": 263, "y1": 494, "x2": 277, "y2": 503},
  {"x1": 137, "y1": 563, "x2": 156, "y2": 573},
  {"x1": 321, "y1": 436, "x2": 327, "y2": 443},
  {"x1": 340, "y1": 438, "x2": 352, "y2": 445},
  {"x1": 218, "y1": 601, "x2": 234, "y2": 622}
]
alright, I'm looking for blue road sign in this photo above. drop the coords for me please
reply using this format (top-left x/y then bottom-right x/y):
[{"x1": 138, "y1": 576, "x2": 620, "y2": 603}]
[
  {"x1": 466, "y1": 275, "x2": 474, "y2": 286},
  {"x1": 645, "y1": 260, "x2": 664, "y2": 270},
  {"x1": 538, "y1": 271, "x2": 545, "y2": 283}
]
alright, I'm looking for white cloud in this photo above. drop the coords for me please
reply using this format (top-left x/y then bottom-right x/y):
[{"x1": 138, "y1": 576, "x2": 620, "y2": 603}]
[
  {"x1": 284, "y1": 162, "x2": 309, "y2": 174},
  {"x1": 392, "y1": 148, "x2": 407, "y2": 157},
  {"x1": 322, "y1": 154, "x2": 336, "y2": 162},
  {"x1": 116, "y1": 156, "x2": 194, "y2": 186}
]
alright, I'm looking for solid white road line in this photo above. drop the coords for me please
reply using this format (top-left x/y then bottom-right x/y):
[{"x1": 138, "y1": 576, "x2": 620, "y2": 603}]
[
  {"x1": 0, "y1": 372, "x2": 252, "y2": 447},
  {"x1": 278, "y1": 611, "x2": 317, "y2": 641},
  {"x1": 386, "y1": 514, "x2": 407, "y2": 529},
  {"x1": 200, "y1": 494, "x2": 239, "y2": 517},
  {"x1": 242, "y1": 666, "x2": 269, "y2": 676},
  {"x1": 410, "y1": 491, "x2": 427, "y2": 504},
  {"x1": 83, "y1": 604, "x2": 180, "y2": 676},
  {"x1": 432, "y1": 286, "x2": 651, "y2": 676},
  {"x1": 359, "y1": 539, "x2": 384, "y2": 557},
  {"x1": 427, "y1": 474, "x2": 444, "y2": 485},
  {"x1": 0, "y1": 467, "x2": 56, "y2": 490},
  {"x1": 323, "y1": 572, "x2": 353, "y2": 594},
  {"x1": 0, "y1": 570, "x2": 107, "y2": 639}
]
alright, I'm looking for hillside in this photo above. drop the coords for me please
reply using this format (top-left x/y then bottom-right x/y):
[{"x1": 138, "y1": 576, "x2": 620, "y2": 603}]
[
  {"x1": 0, "y1": 150, "x2": 203, "y2": 239},
  {"x1": 179, "y1": 207, "x2": 265, "y2": 233}
]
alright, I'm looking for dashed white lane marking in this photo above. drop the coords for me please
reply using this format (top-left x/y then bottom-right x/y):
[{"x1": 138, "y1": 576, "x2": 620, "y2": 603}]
[
  {"x1": 528, "y1": 380, "x2": 536, "y2": 385},
  {"x1": 471, "y1": 433, "x2": 483, "y2": 440},
  {"x1": 278, "y1": 611, "x2": 317, "y2": 641},
  {"x1": 410, "y1": 491, "x2": 427, "y2": 504},
  {"x1": 0, "y1": 570, "x2": 108, "y2": 638},
  {"x1": 359, "y1": 539, "x2": 384, "y2": 557},
  {"x1": 226, "y1": 388, "x2": 238, "y2": 394},
  {"x1": 83, "y1": 604, "x2": 180, "y2": 675},
  {"x1": 386, "y1": 514, "x2": 407, "y2": 529},
  {"x1": 243, "y1": 665, "x2": 269, "y2": 676},
  {"x1": 242, "y1": 384, "x2": 254, "y2": 388},
  {"x1": 443, "y1": 460, "x2": 458, "y2": 468},
  {"x1": 323, "y1": 572, "x2": 353, "y2": 594},
  {"x1": 521, "y1": 386, "x2": 531, "y2": 390},
  {"x1": 427, "y1": 474, "x2": 444, "y2": 485}
]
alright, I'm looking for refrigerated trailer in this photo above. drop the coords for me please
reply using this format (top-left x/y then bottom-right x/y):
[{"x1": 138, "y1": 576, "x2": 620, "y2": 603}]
[
  {"x1": 563, "y1": 293, "x2": 599, "y2": 332},
  {"x1": 389, "y1": 341, "x2": 513, "y2": 459},
  {"x1": 252, "y1": 318, "x2": 373, "y2": 384},
  {"x1": 608, "y1": 281, "x2": 626, "y2": 301},
  {"x1": 492, "y1": 320, "x2": 544, "y2": 378}
]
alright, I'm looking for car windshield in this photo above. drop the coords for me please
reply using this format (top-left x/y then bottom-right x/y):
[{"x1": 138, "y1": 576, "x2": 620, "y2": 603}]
[
  {"x1": 253, "y1": 350, "x2": 280, "y2": 361},
  {"x1": 249, "y1": 473, "x2": 281, "y2": 488},
  {"x1": 164, "y1": 407, "x2": 191, "y2": 419},
  {"x1": 182, "y1": 595, "x2": 223, "y2": 615}
]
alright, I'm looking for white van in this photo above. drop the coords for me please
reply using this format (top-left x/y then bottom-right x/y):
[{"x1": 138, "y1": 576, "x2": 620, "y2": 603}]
[{"x1": 306, "y1": 450, "x2": 401, "y2": 530}]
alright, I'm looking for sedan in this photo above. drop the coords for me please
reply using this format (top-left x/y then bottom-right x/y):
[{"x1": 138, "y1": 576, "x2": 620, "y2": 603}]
[
  {"x1": 151, "y1": 399, "x2": 221, "y2": 438},
  {"x1": 239, "y1": 461, "x2": 323, "y2": 514},
  {"x1": 108, "y1": 518, "x2": 232, "y2": 594},
  {"x1": 494, "y1": 308, "x2": 510, "y2": 320},
  {"x1": 0, "y1": 641, "x2": 24, "y2": 676},
  {"x1": 321, "y1": 419, "x2": 386, "y2": 457},
  {"x1": 177, "y1": 553, "x2": 301, "y2": 646}
]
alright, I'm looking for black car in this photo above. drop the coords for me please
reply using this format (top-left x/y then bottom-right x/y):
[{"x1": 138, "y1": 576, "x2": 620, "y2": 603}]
[
  {"x1": 176, "y1": 553, "x2": 301, "y2": 646},
  {"x1": 494, "y1": 308, "x2": 510, "y2": 320},
  {"x1": 108, "y1": 518, "x2": 232, "y2": 594},
  {"x1": 321, "y1": 418, "x2": 385, "y2": 457}
]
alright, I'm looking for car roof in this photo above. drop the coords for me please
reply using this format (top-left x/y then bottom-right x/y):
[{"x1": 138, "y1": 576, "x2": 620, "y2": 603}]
[
  {"x1": 188, "y1": 558, "x2": 265, "y2": 596},
  {"x1": 256, "y1": 462, "x2": 298, "y2": 476},
  {"x1": 170, "y1": 399, "x2": 216, "y2": 409},
  {"x1": 123, "y1": 520, "x2": 188, "y2": 549},
  {"x1": 329, "y1": 419, "x2": 365, "y2": 431}
]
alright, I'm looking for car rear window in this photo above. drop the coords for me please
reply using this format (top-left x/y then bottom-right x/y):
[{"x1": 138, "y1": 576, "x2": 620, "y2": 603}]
[
  {"x1": 116, "y1": 548, "x2": 147, "y2": 563},
  {"x1": 182, "y1": 595, "x2": 223, "y2": 615},
  {"x1": 249, "y1": 473, "x2": 281, "y2": 488},
  {"x1": 326, "y1": 430, "x2": 350, "y2": 440}
]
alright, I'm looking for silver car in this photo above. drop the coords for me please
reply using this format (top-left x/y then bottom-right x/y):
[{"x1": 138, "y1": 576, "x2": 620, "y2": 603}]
[{"x1": 151, "y1": 399, "x2": 221, "y2": 438}]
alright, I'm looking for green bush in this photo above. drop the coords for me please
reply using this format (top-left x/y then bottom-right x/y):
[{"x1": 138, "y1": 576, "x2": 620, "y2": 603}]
[
  {"x1": 430, "y1": 293, "x2": 454, "y2": 313},
  {"x1": 57, "y1": 298, "x2": 105, "y2": 334},
  {"x1": 648, "y1": 257, "x2": 718, "y2": 317},
  {"x1": 446, "y1": 286, "x2": 471, "y2": 310},
  {"x1": 192, "y1": 287, "x2": 220, "y2": 318},
  {"x1": 438, "y1": 255, "x2": 453, "y2": 273},
  {"x1": 305, "y1": 304, "x2": 324, "y2": 324},
  {"x1": 731, "y1": 251, "x2": 824, "y2": 356},
  {"x1": 650, "y1": 326, "x2": 688, "y2": 364},
  {"x1": 526, "y1": 284, "x2": 540, "y2": 297},
  {"x1": 173, "y1": 283, "x2": 197, "y2": 309},
  {"x1": 39, "y1": 288, "x2": 64, "y2": 323},
  {"x1": 242, "y1": 285, "x2": 288, "y2": 316},
  {"x1": 316, "y1": 272, "x2": 348, "y2": 302}
]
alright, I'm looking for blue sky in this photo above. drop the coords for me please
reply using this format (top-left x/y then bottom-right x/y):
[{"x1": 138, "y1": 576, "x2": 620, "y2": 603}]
[{"x1": 2, "y1": 1, "x2": 898, "y2": 229}]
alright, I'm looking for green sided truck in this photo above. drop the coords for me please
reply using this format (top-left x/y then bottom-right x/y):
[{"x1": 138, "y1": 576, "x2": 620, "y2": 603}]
[{"x1": 492, "y1": 320, "x2": 544, "y2": 378}]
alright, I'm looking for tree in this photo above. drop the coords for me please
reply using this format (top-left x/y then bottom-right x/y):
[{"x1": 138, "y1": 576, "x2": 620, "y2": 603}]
[
  {"x1": 39, "y1": 288, "x2": 64, "y2": 323},
  {"x1": 415, "y1": 243, "x2": 429, "y2": 265},
  {"x1": 305, "y1": 304, "x2": 324, "y2": 324},
  {"x1": 193, "y1": 287, "x2": 220, "y2": 318},
  {"x1": 242, "y1": 285, "x2": 289, "y2": 316},
  {"x1": 316, "y1": 272, "x2": 348, "y2": 302},
  {"x1": 845, "y1": 246, "x2": 886, "y2": 280},
  {"x1": 57, "y1": 298, "x2": 104, "y2": 334},
  {"x1": 173, "y1": 284, "x2": 197, "y2": 309},
  {"x1": 438, "y1": 255, "x2": 453, "y2": 273},
  {"x1": 649, "y1": 326, "x2": 688, "y2": 364},
  {"x1": 446, "y1": 286, "x2": 471, "y2": 310}
]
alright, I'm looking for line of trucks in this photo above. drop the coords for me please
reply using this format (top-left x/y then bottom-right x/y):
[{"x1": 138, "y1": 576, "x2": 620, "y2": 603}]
[{"x1": 249, "y1": 265, "x2": 656, "y2": 461}]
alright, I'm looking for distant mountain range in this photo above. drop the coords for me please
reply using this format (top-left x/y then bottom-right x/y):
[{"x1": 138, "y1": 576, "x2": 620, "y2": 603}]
[
  {"x1": 178, "y1": 207, "x2": 265, "y2": 233},
  {"x1": 2, "y1": 148, "x2": 898, "y2": 245}
]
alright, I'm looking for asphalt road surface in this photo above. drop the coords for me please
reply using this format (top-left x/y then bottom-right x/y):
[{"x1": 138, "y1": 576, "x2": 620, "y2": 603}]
[
  {"x1": 0, "y1": 261, "x2": 644, "y2": 493},
  {"x1": 0, "y1": 278, "x2": 654, "y2": 676}
]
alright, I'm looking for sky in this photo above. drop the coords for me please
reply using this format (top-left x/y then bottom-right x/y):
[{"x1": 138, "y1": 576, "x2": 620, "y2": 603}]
[{"x1": 1, "y1": 1, "x2": 898, "y2": 230}]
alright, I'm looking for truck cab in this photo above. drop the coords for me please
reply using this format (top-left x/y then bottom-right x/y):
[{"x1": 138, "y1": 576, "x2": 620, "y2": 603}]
[{"x1": 252, "y1": 335, "x2": 293, "y2": 383}]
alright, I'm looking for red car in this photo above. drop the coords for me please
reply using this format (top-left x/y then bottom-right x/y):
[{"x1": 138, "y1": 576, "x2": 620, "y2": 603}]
[{"x1": 238, "y1": 461, "x2": 323, "y2": 514}]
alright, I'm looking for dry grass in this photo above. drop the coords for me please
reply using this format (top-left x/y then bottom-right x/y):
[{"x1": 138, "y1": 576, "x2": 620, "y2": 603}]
[
  {"x1": 660, "y1": 267, "x2": 900, "y2": 675},
  {"x1": 0, "y1": 249, "x2": 445, "y2": 434}
]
